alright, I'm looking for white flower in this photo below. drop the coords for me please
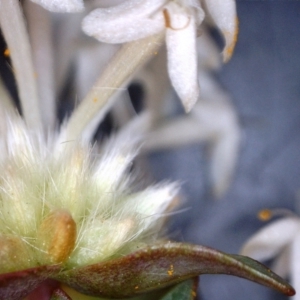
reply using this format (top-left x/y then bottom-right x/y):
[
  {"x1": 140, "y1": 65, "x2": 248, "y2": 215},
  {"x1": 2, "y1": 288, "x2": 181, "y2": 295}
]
[
  {"x1": 30, "y1": 0, "x2": 84, "y2": 12},
  {"x1": 82, "y1": 0, "x2": 238, "y2": 112},
  {"x1": 241, "y1": 210, "x2": 300, "y2": 300}
]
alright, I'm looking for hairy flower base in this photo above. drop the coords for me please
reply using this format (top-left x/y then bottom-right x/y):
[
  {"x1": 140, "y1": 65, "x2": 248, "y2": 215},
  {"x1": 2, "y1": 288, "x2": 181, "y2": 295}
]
[
  {"x1": 0, "y1": 113, "x2": 178, "y2": 272},
  {"x1": 0, "y1": 243, "x2": 295, "y2": 300}
]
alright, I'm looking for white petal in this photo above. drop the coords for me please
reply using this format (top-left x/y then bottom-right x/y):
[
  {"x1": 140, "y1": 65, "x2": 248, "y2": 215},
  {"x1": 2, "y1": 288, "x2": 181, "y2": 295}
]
[
  {"x1": 291, "y1": 233, "x2": 300, "y2": 300},
  {"x1": 30, "y1": 0, "x2": 84, "y2": 12},
  {"x1": 203, "y1": 0, "x2": 238, "y2": 62},
  {"x1": 143, "y1": 115, "x2": 207, "y2": 151},
  {"x1": 82, "y1": 0, "x2": 165, "y2": 43},
  {"x1": 197, "y1": 30, "x2": 221, "y2": 70},
  {"x1": 192, "y1": 74, "x2": 240, "y2": 198},
  {"x1": 240, "y1": 217, "x2": 300, "y2": 261},
  {"x1": 165, "y1": 4, "x2": 204, "y2": 112},
  {"x1": 272, "y1": 246, "x2": 291, "y2": 278}
]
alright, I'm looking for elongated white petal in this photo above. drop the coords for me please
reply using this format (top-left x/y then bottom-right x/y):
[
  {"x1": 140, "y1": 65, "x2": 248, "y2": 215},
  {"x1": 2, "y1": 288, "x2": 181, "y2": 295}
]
[
  {"x1": 203, "y1": 0, "x2": 238, "y2": 62},
  {"x1": 166, "y1": 4, "x2": 204, "y2": 112},
  {"x1": 241, "y1": 217, "x2": 300, "y2": 261},
  {"x1": 291, "y1": 233, "x2": 300, "y2": 300},
  {"x1": 143, "y1": 115, "x2": 210, "y2": 151},
  {"x1": 193, "y1": 73, "x2": 240, "y2": 197},
  {"x1": 197, "y1": 30, "x2": 221, "y2": 70},
  {"x1": 272, "y1": 246, "x2": 290, "y2": 278},
  {"x1": 30, "y1": 0, "x2": 84, "y2": 12},
  {"x1": 82, "y1": 0, "x2": 165, "y2": 43}
]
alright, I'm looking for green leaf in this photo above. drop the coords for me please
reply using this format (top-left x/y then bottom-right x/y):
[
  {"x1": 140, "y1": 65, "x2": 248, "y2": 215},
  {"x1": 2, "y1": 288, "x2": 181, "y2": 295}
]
[
  {"x1": 159, "y1": 278, "x2": 198, "y2": 300},
  {"x1": 54, "y1": 242, "x2": 295, "y2": 298}
]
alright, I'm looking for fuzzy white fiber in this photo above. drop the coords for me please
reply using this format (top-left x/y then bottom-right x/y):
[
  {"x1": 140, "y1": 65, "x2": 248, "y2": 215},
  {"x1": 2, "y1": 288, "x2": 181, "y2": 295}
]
[{"x1": 0, "y1": 114, "x2": 178, "y2": 270}]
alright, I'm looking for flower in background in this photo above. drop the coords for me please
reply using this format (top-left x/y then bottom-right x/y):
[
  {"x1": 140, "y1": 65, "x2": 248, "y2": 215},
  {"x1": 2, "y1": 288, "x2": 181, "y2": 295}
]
[
  {"x1": 30, "y1": 0, "x2": 84, "y2": 12},
  {"x1": 82, "y1": 0, "x2": 238, "y2": 112},
  {"x1": 241, "y1": 209, "x2": 300, "y2": 300}
]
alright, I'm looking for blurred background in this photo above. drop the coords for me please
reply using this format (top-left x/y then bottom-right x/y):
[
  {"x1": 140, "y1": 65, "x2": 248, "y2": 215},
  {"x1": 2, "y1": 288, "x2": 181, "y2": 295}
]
[{"x1": 147, "y1": 2, "x2": 300, "y2": 299}]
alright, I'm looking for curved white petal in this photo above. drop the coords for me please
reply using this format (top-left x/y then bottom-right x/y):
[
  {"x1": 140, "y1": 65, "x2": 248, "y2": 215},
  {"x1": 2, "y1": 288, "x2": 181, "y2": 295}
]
[
  {"x1": 143, "y1": 115, "x2": 209, "y2": 151},
  {"x1": 272, "y1": 246, "x2": 291, "y2": 278},
  {"x1": 82, "y1": 0, "x2": 165, "y2": 43},
  {"x1": 197, "y1": 30, "x2": 221, "y2": 70},
  {"x1": 240, "y1": 217, "x2": 300, "y2": 261},
  {"x1": 203, "y1": 0, "x2": 238, "y2": 62},
  {"x1": 166, "y1": 4, "x2": 204, "y2": 112},
  {"x1": 31, "y1": 0, "x2": 84, "y2": 12}
]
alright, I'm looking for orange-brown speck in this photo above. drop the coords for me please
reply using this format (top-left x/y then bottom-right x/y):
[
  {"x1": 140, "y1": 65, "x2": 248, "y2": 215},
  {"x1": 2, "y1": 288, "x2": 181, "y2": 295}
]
[
  {"x1": 223, "y1": 17, "x2": 239, "y2": 63},
  {"x1": 93, "y1": 98, "x2": 98, "y2": 103},
  {"x1": 257, "y1": 209, "x2": 272, "y2": 221},
  {"x1": 167, "y1": 264, "x2": 174, "y2": 276},
  {"x1": 163, "y1": 9, "x2": 171, "y2": 28},
  {"x1": 135, "y1": 286, "x2": 139, "y2": 290},
  {"x1": 163, "y1": 8, "x2": 190, "y2": 31},
  {"x1": 4, "y1": 48, "x2": 10, "y2": 57}
]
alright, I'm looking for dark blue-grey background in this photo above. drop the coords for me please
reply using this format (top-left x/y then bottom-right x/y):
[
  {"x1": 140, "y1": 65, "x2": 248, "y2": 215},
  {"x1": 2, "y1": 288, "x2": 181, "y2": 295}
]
[{"x1": 149, "y1": 2, "x2": 300, "y2": 299}]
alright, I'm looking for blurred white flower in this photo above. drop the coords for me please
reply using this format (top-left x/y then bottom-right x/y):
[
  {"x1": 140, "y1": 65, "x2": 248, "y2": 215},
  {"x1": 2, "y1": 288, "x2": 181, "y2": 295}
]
[
  {"x1": 136, "y1": 29, "x2": 240, "y2": 198},
  {"x1": 30, "y1": 0, "x2": 84, "y2": 12},
  {"x1": 82, "y1": 0, "x2": 238, "y2": 112},
  {"x1": 241, "y1": 209, "x2": 300, "y2": 300}
]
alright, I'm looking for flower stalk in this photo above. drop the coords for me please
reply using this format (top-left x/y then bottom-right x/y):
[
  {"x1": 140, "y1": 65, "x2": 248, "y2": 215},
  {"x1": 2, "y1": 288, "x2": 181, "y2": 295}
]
[
  {"x1": 58, "y1": 32, "x2": 164, "y2": 145},
  {"x1": 0, "y1": 0, "x2": 42, "y2": 130}
]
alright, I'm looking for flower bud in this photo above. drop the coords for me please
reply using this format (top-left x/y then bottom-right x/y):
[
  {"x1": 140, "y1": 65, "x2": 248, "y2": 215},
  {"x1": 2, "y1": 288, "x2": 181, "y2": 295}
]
[{"x1": 37, "y1": 209, "x2": 76, "y2": 264}]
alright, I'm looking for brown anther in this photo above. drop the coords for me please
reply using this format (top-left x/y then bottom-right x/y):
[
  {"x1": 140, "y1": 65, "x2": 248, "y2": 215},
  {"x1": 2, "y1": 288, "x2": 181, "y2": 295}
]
[
  {"x1": 257, "y1": 209, "x2": 272, "y2": 221},
  {"x1": 4, "y1": 48, "x2": 10, "y2": 57},
  {"x1": 37, "y1": 209, "x2": 76, "y2": 264}
]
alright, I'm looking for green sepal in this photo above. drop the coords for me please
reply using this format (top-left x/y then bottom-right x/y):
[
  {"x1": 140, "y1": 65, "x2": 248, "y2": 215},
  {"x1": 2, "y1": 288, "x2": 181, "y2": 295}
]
[
  {"x1": 54, "y1": 242, "x2": 295, "y2": 298},
  {"x1": 159, "y1": 278, "x2": 198, "y2": 300}
]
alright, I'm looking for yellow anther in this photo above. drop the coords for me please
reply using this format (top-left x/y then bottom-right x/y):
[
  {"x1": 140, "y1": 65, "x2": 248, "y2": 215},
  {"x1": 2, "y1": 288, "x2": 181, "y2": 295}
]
[
  {"x1": 37, "y1": 209, "x2": 76, "y2": 264},
  {"x1": 4, "y1": 48, "x2": 10, "y2": 57},
  {"x1": 257, "y1": 209, "x2": 272, "y2": 221}
]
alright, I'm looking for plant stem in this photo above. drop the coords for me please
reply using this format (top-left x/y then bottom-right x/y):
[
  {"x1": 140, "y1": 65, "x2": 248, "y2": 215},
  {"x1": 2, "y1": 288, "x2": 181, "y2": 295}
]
[
  {"x1": 0, "y1": 0, "x2": 42, "y2": 130},
  {"x1": 57, "y1": 33, "x2": 164, "y2": 147},
  {"x1": 24, "y1": 0, "x2": 56, "y2": 131}
]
